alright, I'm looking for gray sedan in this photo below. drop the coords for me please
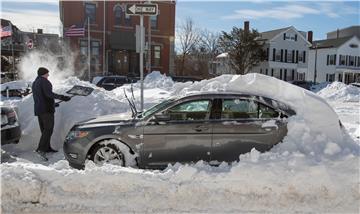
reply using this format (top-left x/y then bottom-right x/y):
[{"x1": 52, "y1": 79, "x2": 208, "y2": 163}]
[{"x1": 64, "y1": 93, "x2": 295, "y2": 169}]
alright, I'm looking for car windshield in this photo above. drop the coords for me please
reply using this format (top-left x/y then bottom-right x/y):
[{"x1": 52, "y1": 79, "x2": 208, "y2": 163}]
[{"x1": 140, "y1": 99, "x2": 174, "y2": 118}]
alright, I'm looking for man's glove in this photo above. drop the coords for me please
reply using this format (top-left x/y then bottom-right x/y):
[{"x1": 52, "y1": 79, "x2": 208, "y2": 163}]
[
  {"x1": 55, "y1": 103, "x2": 60, "y2": 108},
  {"x1": 61, "y1": 95, "x2": 71, "y2": 102}
]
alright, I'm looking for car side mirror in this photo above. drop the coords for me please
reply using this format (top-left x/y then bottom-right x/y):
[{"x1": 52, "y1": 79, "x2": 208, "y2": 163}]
[{"x1": 154, "y1": 113, "x2": 170, "y2": 121}]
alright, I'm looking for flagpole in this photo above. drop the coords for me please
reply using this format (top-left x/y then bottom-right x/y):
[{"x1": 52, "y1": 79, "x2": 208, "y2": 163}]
[{"x1": 88, "y1": 17, "x2": 91, "y2": 81}]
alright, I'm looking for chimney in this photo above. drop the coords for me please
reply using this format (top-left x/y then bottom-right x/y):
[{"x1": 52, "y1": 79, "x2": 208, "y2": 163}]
[
  {"x1": 307, "y1": 31, "x2": 313, "y2": 44},
  {"x1": 244, "y1": 21, "x2": 249, "y2": 33},
  {"x1": 336, "y1": 29, "x2": 339, "y2": 38},
  {"x1": 37, "y1": 29, "x2": 43, "y2": 34}
]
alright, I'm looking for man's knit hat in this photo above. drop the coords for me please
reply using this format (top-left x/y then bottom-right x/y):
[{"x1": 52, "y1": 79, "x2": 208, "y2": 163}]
[{"x1": 37, "y1": 67, "x2": 49, "y2": 76}]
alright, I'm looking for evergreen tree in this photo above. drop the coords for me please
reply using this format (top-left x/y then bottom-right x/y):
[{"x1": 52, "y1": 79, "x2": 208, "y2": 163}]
[{"x1": 219, "y1": 27, "x2": 266, "y2": 74}]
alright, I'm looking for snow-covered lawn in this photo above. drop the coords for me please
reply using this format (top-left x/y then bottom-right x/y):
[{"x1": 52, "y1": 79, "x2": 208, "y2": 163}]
[{"x1": 1, "y1": 72, "x2": 359, "y2": 213}]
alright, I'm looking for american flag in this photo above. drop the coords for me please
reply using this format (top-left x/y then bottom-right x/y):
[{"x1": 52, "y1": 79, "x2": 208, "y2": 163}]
[
  {"x1": 0, "y1": 25, "x2": 12, "y2": 38},
  {"x1": 65, "y1": 24, "x2": 85, "y2": 37}
]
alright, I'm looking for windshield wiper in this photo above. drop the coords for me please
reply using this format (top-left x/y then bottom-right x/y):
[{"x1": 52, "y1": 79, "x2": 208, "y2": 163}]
[{"x1": 123, "y1": 84, "x2": 138, "y2": 118}]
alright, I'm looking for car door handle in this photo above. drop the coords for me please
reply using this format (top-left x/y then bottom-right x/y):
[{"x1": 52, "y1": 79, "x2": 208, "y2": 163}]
[{"x1": 194, "y1": 125, "x2": 209, "y2": 132}]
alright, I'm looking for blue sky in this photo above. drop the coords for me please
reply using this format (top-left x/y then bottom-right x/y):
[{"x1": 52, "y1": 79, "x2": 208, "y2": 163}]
[{"x1": 1, "y1": 1, "x2": 359, "y2": 40}]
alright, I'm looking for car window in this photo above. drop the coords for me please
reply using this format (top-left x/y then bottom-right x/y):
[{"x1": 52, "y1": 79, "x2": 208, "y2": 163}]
[
  {"x1": 116, "y1": 78, "x2": 127, "y2": 84},
  {"x1": 167, "y1": 100, "x2": 210, "y2": 121},
  {"x1": 259, "y1": 103, "x2": 279, "y2": 118},
  {"x1": 102, "y1": 78, "x2": 115, "y2": 84},
  {"x1": 221, "y1": 99, "x2": 258, "y2": 119}
]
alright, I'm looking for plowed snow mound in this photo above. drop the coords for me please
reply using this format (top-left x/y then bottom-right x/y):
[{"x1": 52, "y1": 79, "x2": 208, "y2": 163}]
[{"x1": 317, "y1": 81, "x2": 360, "y2": 102}]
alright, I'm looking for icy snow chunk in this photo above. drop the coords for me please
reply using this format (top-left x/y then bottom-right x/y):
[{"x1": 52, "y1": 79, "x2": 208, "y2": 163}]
[
  {"x1": 261, "y1": 119, "x2": 278, "y2": 129},
  {"x1": 324, "y1": 142, "x2": 342, "y2": 155}
]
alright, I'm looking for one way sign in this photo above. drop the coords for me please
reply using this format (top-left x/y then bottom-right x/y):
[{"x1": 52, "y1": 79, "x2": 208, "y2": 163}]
[{"x1": 126, "y1": 4, "x2": 158, "y2": 16}]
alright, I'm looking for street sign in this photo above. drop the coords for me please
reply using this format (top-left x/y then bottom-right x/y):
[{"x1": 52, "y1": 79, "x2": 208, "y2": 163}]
[{"x1": 126, "y1": 4, "x2": 158, "y2": 16}]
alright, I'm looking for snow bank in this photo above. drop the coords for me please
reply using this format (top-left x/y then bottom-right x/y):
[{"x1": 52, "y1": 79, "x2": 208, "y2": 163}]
[
  {"x1": 317, "y1": 81, "x2": 360, "y2": 102},
  {"x1": 2, "y1": 156, "x2": 359, "y2": 213}
]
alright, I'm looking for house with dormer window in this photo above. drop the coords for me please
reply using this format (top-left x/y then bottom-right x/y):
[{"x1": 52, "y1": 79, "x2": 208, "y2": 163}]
[{"x1": 252, "y1": 26, "x2": 313, "y2": 81}]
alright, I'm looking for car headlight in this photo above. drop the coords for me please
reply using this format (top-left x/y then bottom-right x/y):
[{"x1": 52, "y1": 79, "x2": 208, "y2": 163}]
[{"x1": 66, "y1": 130, "x2": 89, "y2": 141}]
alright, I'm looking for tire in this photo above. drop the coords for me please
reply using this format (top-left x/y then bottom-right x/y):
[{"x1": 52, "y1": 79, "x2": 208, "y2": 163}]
[{"x1": 89, "y1": 139, "x2": 138, "y2": 167}]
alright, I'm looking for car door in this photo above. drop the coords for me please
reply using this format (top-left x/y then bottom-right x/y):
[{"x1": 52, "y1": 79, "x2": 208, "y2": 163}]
[
  {"x1": 143, "y1": 99, "x2": 213, "y2": 168},
  {"x1": 211, "y1": 97, "x2": 287, "y2": 163}
]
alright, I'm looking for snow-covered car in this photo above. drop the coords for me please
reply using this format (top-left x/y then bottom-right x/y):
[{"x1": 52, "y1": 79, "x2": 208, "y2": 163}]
[
  {"x1": 1, "y1": 80, "x2": 32, "y2": 98},
  {"x1": 64, "y1": 93, "x2": 296, "y2": 169},
  {"x1": 96, "y1": 76, "x2": 131, "y2": 91},
  {"x1": 1, "y1": 106, "x2": 21, "y2": 145}
]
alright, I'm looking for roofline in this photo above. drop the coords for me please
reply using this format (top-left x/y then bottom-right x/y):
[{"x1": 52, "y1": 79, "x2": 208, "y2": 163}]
[
  {"x1": 269, "y1": 26, "x2": 312, "y2": 46},
  {"x1": 327, "y1": 25, "x2": 360, "y2": 34}
]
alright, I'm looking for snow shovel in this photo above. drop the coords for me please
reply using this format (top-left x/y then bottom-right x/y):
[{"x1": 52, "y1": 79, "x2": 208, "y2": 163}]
[{"x1": 56, "y1": 85, "x2": 94, "y2": 104}]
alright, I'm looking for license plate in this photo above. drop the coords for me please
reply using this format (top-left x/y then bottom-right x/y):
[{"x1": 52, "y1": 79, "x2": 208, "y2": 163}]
[{"x1": 1, "y1": 115, "x2": 8, "y2": 125}]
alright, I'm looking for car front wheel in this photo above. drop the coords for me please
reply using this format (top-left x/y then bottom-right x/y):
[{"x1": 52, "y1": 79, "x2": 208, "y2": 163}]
[{"x1": 90, "y1": 143, "x2": 125, "y2": 166}]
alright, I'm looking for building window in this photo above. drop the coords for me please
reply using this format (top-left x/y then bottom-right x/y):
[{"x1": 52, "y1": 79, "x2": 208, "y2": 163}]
[
  {"x1": 125, "y1": 14, "x2": 131, "y2": 26},
  {"x1": 349, "y1": 56, "x2": 355, "y2": 66},
  {"x1": 153, "y1": 45, "x2": 161, "y2": 66},
  {"x1": 151, "y1": 15, "x2": 158, "y2": 29},
  {"x1": 271, "y1": 69, "x2": 274, "y2": 76},
  {"x1": 287, "y1": 50, "x2": 292, "y2": 63},
  {"x1": 260, "y1": 69, "x2": 262, "y2": 74},
  {"x1": 85, "y1": 3, "x2": 96, "y2": 23},
  {"x1": 327, "y1": 54, "x2": 336, "y2": 65},
  {"x1": 298, "y1": 52, "x2": 303, "y2": 62},
  {"x1": 92, "y1": 41, "x2": 100, "y2": 56},
  {"x1": 275, "y1": 50, "x2": 281, "y2": 62},
  {"x1": 357, "y1": 56, "x2": 360, "y2": 67},
  {"x1": 265, "y1": 69, "x2": 268, "y2": 75},
  {"x1": 339, "y1": 55, "x2": 346, "y2": 65},
  {"x1": 114, "y1": 5, "x2": 122, "y2": 25}
]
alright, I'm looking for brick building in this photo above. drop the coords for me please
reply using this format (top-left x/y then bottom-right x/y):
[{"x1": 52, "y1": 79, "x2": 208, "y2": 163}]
[{"x1": 59, "y1": 1, "x2": 176, "y2": 80}]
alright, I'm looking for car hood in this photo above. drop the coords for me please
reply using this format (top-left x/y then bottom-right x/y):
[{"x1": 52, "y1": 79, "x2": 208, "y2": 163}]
[{"x1": 77, "y1": 113, "x2": 135, "y2": 128}]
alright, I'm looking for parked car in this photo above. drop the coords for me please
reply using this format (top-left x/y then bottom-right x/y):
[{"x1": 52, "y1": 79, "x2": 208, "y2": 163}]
[
  {"x1": 64, "y1": 93, "x2": 296, "y2": 169},
  {"x1": 96, "y1": 76, "x2": 130, "y2": 90},
  {"x1": 1, "y1": 106, "x2": 21, "y2": 145},
  {"x1": 288, "y1": 80, "x2": 313, "y2": 90},
  {"x1": 171, "y1": 76, "x2": 202, "y2": 83},
  {"x1": 350, "y1": 82, "x2": 360, "y2": 88}
]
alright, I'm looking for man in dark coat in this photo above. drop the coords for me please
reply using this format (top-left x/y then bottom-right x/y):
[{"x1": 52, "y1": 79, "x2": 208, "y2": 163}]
[{"x1": 32, "y1": 67, "x2": 71, "y2": 161}]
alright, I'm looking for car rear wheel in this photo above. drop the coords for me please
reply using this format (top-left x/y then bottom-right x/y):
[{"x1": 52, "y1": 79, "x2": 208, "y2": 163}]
[{"x1": 90, "y1": 143, "x2": 125, "y2": 166}]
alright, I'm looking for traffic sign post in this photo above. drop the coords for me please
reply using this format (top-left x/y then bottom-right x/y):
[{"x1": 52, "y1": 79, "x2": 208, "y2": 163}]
[{"x1": 126, "y1": 3, "x2": 158, "y2": 113}]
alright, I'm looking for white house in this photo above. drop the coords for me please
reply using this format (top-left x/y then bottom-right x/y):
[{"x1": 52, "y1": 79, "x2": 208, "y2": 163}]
[
  {"x1": 209, "y1": 53, "x2": 234, "y2": 76},
  {"x1": 252, "y1": 26, "x2": 312, "y2": 81},
  {"x1": 210, "y1": 22, "x2": 312, "y2": 81},
  {"x1": 307, "y1": 33, "x2": 360, "y2": 84}
]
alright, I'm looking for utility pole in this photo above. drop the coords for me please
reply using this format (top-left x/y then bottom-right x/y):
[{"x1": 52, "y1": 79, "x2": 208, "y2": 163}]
[
  {"x1": 147, "y1": 0, "x2": 152, "y2": 74},
  {"x1": 140, "y1": 15, "x2": 144, "y2": 113},
  {"x1": 103, "y1": 0, "x2": 106, "y2": 75},
  {"x1": 88, "y1": 17, "x2": 91, "y2": 81}
]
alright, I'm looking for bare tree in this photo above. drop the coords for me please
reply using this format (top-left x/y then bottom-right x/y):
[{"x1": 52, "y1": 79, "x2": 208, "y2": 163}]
[
  {"x1": 199, "y1": 29, "x2": 220, "y2": 59},
  {"x1": 176, "y1": 17, "x2": 200, "y2": 76}
]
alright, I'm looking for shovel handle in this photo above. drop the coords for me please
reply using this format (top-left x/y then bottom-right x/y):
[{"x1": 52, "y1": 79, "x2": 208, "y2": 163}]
[{"x1": 56, "y1": 95, "x2": 75, "y2": 105}]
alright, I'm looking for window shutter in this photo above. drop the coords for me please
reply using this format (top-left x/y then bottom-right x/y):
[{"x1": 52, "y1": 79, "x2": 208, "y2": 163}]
[
  {"x1": 280, "y1": 69, "x2": 283, "y2": 80},
  {"x1": 273, "y1": 48, "x2": 276, "y2": 61},
  {"x1": 284, "y1": 50, "x2": 287, "y2": 62},
  {"x1": 295, "y1": 34, "x2": 297, "y2": 41},
  {"x1": 296, "y1": 50, "x2": 299, "y2": 63},
  {"x1": 283, "y1": 33, "x2": 286, "y2": 40},
  {"x1": 281, "y1": 49, "x2": 283, "y2": 62},
  {"x1": 334, "y1": 54, "x2": 337, "y2": 65},
  {"x1": 266, "y1": 48, "x2": 269, "y2": 61},
  {"x1": 303, "y1": 51, "x2": 306, "y2": 63},
  {"x1": 292, "y1": 50, "x2": 295, "y2": 63},
  {"x1": 327, "y1": 55, "x2": 329, "y2": 65}
]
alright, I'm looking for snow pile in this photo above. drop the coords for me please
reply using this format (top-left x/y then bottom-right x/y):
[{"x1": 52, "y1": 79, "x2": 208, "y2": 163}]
[{"x1": 317, "y1": 81, "x2": 360, "y2": 102}]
